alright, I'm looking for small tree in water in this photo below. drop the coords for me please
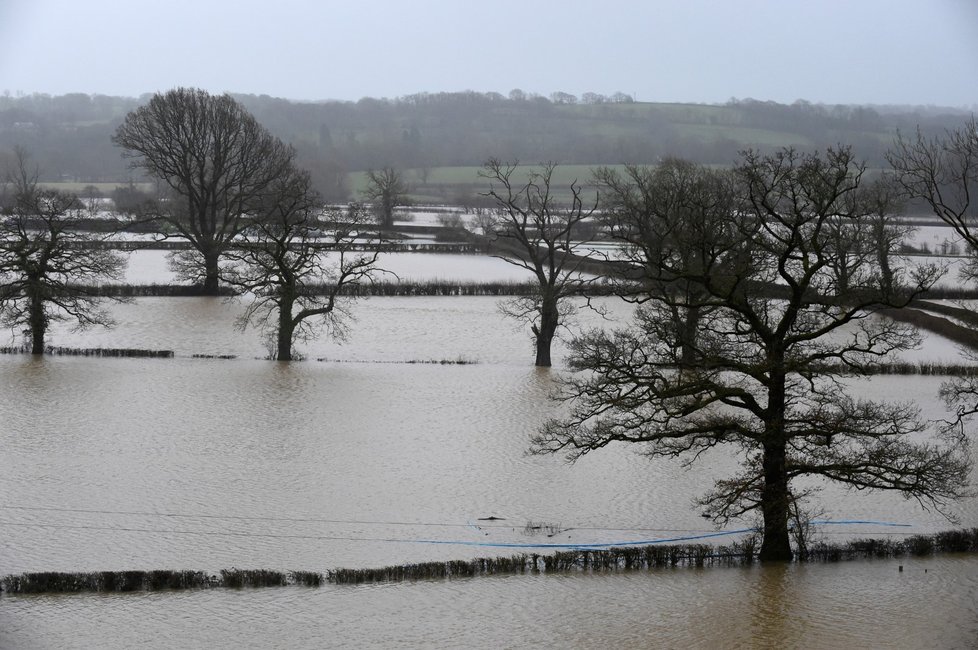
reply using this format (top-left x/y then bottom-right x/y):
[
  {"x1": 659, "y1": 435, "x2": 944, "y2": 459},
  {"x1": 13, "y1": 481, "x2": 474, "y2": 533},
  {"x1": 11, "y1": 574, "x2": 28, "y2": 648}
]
[
  {"x1": 362, "y1": 167, "x2": 408, "y2": 229},
  {"x1": 888, "y1": 118, "x2": 978, "y2": 440},
  {"x1": 224, "y1": 164, "x2": 383, "y2": 361},
  {"x1": 0, "y1": 149, "x2": 127, "y2": 354},
  {"x1": 536, "y1": 148, "x2": 971, "y2": 561},
  {"x1": 480, "y1": 159, "x2": 597, "y2": 367}
]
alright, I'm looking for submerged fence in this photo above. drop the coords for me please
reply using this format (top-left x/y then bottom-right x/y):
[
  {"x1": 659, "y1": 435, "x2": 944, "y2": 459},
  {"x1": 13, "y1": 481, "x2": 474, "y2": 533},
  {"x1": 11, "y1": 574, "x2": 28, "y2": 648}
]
[
  {"x1": 3, "y1": 528, "x2": 976, "y2": 594},
  {"x1": 77, "y1": 280, "x2": 610, "y2": 298},
  {"x1": 0, "y1": 345, "x2": 174, "y2": 358}
]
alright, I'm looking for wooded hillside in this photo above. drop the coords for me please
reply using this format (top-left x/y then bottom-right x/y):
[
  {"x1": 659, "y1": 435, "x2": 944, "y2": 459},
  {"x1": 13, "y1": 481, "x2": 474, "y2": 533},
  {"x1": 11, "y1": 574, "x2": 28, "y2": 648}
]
[{"x1": 1, "y1": 90, "x2": 971, "y2": 202}]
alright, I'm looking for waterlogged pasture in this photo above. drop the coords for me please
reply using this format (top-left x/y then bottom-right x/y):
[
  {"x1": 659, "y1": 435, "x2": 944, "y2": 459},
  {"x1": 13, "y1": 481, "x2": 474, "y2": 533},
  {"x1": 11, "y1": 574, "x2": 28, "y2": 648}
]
[
  {"x1": 3, "y1": 557, "x2": 977, "y2": 649},
  {"x1": 1, "y1": 295, "x2": 977, "y2": 648},
  {"x1": 122, "y1": 249, "x2": 538, "y2": 286}
]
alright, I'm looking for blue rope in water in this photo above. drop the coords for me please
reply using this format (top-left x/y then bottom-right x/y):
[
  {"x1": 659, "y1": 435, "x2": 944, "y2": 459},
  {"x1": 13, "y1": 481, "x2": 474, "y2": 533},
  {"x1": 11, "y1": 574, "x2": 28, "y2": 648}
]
[
  {"x1": 809, "y1": 519, "x2": 912, "y2": 527},
  {"x1": 411, "y1": 528, "x2": 757, "y2": 550},
  {"x1": 408, "y1": 519, "x2": 913, "y2": 550}
]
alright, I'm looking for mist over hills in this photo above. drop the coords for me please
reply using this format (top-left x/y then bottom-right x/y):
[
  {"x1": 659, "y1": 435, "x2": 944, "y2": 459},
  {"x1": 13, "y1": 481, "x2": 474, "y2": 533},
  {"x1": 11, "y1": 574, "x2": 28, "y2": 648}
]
[{"x1": 1, "y1": 90, "x2": 973, "y2": 202}]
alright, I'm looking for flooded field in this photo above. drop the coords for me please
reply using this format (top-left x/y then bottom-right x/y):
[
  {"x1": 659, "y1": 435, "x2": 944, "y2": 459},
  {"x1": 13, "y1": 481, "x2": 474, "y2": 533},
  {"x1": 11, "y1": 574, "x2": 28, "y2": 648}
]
[
  {"x1": 123, "y1": 249, "x2": 539, "y2": 286},
  {"x1": 1, "y1": 293, "x2": 977, "y2": 648}
]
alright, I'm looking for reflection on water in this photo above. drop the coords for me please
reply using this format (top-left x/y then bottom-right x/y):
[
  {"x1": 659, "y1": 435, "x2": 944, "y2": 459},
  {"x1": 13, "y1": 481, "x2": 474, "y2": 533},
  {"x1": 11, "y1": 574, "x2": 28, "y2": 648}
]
[{"x1": 1, "y1": 296, "x2": 977, "y2": 648}]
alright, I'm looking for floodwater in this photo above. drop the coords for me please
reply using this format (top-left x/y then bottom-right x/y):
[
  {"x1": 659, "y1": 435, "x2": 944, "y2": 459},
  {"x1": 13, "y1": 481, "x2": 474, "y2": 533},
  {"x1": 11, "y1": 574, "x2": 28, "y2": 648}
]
[
  {"x1": 123, "y1": 249, "x2": 540, "y2": 285},
  {"x1": 1, "y1": 294, "x2": 977, "y2": 648}
]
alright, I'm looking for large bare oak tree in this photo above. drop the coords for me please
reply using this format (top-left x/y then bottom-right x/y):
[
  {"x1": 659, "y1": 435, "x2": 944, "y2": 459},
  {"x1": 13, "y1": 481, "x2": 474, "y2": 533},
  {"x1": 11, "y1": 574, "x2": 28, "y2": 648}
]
[
  {"x1": 536, "y1": 148, "x2": 969, "y2": 561},
  {"x1": 113, "y1": 88, "x2": 295, "y2": 294}
]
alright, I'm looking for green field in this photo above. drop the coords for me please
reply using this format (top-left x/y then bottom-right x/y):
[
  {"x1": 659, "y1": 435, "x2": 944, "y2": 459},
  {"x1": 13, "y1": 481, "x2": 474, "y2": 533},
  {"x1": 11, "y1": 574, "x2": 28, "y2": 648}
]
[
  {"x1": 349, "y1": 164, "x2": 632, "y2": 204},
  {"x1": 38, "y1": 181, "x2": 154, "y2": 194},
  {"x1": 22, "y1": 95, "x2": 908, "y2": 206}
]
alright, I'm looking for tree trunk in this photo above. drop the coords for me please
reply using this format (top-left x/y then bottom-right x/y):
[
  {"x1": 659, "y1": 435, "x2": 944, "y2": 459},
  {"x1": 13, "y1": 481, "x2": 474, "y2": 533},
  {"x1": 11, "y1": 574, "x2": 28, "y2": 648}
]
[
  {"x1": 878, "y1": 248, "x2": 893, "y2": 294},
  {"x1": 680, "y1": 304, "x2": 701, "y2": 367},
  {"x1": 759, "y1": 372, "x2": 792, "y2": 561},
  {"x1": 202, "y1": 249, "x2": 221, "y2": 295},
  {"x1": 29, "y1": 292, "x2": 45, "y2": 355},
  {"x1": 276, "y1": 300, "x2": 295, "y2": 361},
  {"x1": 759, "y1": 440, "x2": 792, "y2": 561},
  {"x1": 835, "y1": 253, "x2": 850, "y2": 293},
  {"x1": 534, "y1": 296, "x2": 559, "y2": 367}
]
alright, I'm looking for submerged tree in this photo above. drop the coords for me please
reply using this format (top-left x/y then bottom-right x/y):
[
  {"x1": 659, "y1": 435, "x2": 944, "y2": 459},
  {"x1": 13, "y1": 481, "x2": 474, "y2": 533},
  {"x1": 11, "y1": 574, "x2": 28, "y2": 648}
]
[
  {"x1": 362, "y1": 167, "x2": 408, "y2": 229},
  {"x1": 0, "y1": 149, "x2": 127, "y2": 354},
  {"x1": 887, "y1": 117, "x2": 978, "y2": 248},
  {"x1": 593, "y1": 158, "x2": 740, "y2": 367},
  {"x1": 535, "y1": 147, "x2": 969, "y2": 561},
  {"x1": 480, "y1": 160, "x2": 597, "y2": 367},
  {"x1": 113, "y1": 87, "x2": 295, "y2": 294},
  {"x1": 224, "y1": 164, "x2": 383, "y2": 361},
  {"x1": 889, "y1": 118, "x2": 978, "y2": 422},
  {"x1": 861, "y1": 174, "x2": 912, "y2": 294}
]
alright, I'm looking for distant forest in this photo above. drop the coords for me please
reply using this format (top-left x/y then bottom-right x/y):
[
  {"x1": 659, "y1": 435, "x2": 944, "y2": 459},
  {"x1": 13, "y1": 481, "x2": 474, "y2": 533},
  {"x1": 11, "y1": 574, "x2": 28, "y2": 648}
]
[{"x1": 0, "y1": 90, "x2": 973, "y2": 202}]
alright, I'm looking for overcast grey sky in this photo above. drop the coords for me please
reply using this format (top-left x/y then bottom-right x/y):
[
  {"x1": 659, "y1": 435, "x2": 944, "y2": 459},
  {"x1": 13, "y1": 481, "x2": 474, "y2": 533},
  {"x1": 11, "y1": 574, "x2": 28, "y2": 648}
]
[{"x1": 1, "y1": 0, "x2": 975, "y2": 107}]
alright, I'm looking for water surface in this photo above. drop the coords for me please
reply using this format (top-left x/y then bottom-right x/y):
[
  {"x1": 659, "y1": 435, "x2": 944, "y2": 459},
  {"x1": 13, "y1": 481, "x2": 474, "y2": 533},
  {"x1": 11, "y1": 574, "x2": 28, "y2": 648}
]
[{"x1": 1, "y1": 296, "x2": 976, "y2": 648}]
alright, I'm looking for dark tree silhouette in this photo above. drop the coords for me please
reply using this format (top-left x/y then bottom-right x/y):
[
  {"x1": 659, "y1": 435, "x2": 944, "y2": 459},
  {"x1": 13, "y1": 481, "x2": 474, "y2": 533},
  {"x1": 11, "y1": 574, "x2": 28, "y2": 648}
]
[
  {"x1": 224, "y1": 164, "x2": 383, "y2": 361},
  {"x1": 593, "y1": 158, "x2": 739, "y2": 367},
  {"x1": 861, "y1": 174, "x2": 911, "y2": 294},
  {"x1": 0, "y1": 149, "x2": 127, "y2": 354},
  {"x1": 480, "y1": 159, "x2": 597, "y2": 367},
  {"x1": 536, "y1": 148, "x2": 968, "y2": 562},
  {"x1": 113, "y1": 88, "x2": 295, "y2": 294},
  {"x1": 889, "y1": 118, "x2": 978, "y2": 424},
  {"x1": 888, "y1": 117, "x2": 978, "y2": 247},
  {"x1": 362, "y1": 167, "x2": 408, "y2": 228}
]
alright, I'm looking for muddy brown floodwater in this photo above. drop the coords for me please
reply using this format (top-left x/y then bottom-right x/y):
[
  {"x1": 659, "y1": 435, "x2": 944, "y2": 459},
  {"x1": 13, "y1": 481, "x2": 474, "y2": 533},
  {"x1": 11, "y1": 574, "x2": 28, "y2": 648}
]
[{"x1": 1, "y1": 296, "x2": 976, "y2": 648}]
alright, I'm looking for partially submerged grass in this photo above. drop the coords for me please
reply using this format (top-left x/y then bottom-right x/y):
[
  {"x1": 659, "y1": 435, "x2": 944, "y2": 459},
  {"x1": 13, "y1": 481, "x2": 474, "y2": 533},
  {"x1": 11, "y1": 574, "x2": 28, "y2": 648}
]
[
  {"x1": 881, "y1": 307, "x2": 978, "y2": 351},
  {"x1": 74, "y1": 283, "x2": 237, "y2": 297},
  {"x1": 220, "y1": 568, "x2": 287, "y2": 588},
  {"x1": 80, "y1": 278, "x2": 617, "y2": 298},
  {"x1": 807, "y1": 529, "x2": 978, "y2": 562},
  {"x1": 1, "y1": 569, "x2": 309, "y2": 593},
  {"x1": 0, "y1": 345, "x2": 174, "y2": 358},
  {"x1": 817, "y1": 361, "x2": 978, "y2": 376},
  {"x1": 314, "y1": 357, "x2": 478, "y2": 365},
  {"x1": 1, "y1": 570, "x2": 214, "y2": 594},
  {"x1": 4, "y1": 529, "x2": 975, "y2": 594},
  {"x1": 522, "y1": 521, "x2": 563, "y2": 536}
]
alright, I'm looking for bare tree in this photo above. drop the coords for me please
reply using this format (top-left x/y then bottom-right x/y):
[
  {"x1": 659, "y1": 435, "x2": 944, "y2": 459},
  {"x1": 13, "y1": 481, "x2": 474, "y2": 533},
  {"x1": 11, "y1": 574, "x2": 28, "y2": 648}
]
[
  {"x1": 362, "y1": 167, "x2": 408, "y2": 228},
  {"x1": 113, "y1": 88, "x2": 295, "y2": 294},
  {"x1": 887, "y1": 117, "x2": 978, "y2": 248},
  {"x1": 594, "y1": 158, "x2": 740, "y2": 367},
  {"x1": 224, "y1": 164, "x2": 383, "y2": 361},
  {"x1": 862, "y1": 174, "x2": 913, "y2": 293},
  {"x1": 535, "y1": 147, "x2": 968, "y2": 562},
  {"x1": 480, "y1": 159, "x2": 597, "y2": 367},
  {"x1": 889, "y1": 118, "x2": 978, "y2": 424},
  {"x1": 0, "y1": 148, "x2": 127, "y2": 354}
]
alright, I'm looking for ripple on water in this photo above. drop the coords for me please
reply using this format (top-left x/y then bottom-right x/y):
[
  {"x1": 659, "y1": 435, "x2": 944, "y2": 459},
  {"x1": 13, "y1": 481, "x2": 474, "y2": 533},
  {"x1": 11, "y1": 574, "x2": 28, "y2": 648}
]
[
  {"x1": 2, "y1": 296, "x2": 977, "y2": 648},
  {"x1": 2, "y1": 558, "x2": 976, "y2": 649}
]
